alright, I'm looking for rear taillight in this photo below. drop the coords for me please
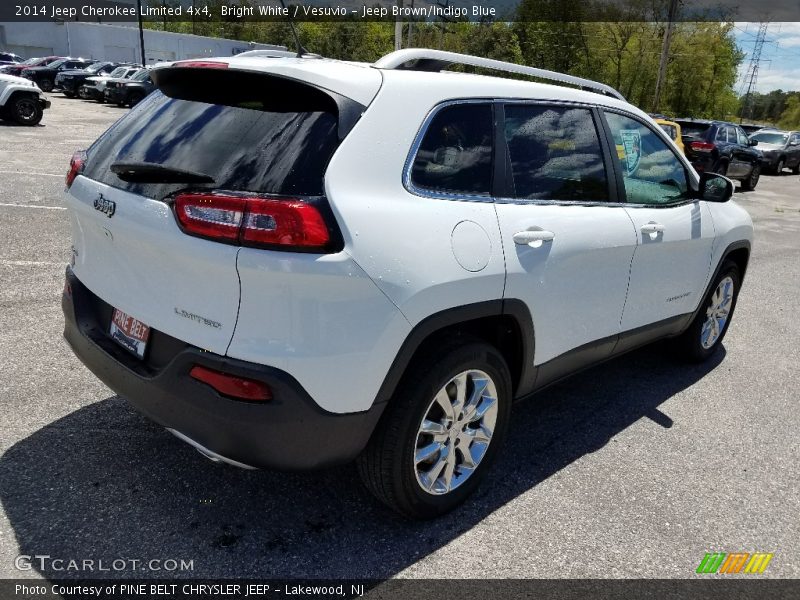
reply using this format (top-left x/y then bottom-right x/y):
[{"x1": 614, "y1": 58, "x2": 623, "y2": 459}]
[
  {"x1": 174, "y1": 193, "x2": 331, "y2": 251},
  {"x1": 690, "y1": 141, "x2": 715, "y2": 153},
  {"x1": 66, "y1": 150, "x2": 86, "y2": 189},
  {"x1": 189, "y1": 365, "x2": 272, "y2": 402}
]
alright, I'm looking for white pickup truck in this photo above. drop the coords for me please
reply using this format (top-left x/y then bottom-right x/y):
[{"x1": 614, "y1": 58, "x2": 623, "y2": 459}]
[{"x1": 0, "y1": 73, "x2": 50, "y2": 125}]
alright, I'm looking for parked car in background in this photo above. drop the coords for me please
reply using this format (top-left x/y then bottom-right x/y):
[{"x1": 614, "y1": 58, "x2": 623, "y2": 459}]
[
  {"x1": 0, "y1": 52, "x2": 24, "y2": 66},
  {"x1": 654, "y1": 118, "x2": 685, "y2": 154},
  {"x1": 740, "y1": 123, "x2": 769, "y2": 135},
  {"x1": 675, "y1": 119, "x2": 762, "y2": 190},
  {"x1": 0, "y1": 56, "x2": 61, "y2": 77},
  {"x1": 80, "y1": 66, "x2": 141, "y2": 101},
  {"x1": 21, "y1": 57, "x2": 94, "y2": 92},
  {"x1": 104, "y1": 68, "x2": 154, "y2": 107},
  {"x1": 749, "y1": 129, "x2": 800, "y2": 174},
  {"x1": 0, "y1": 73, "x2": 50, "y2": 125},
  {"x1": 56, "y1": 61, "x2": 124, "y2": 97}
]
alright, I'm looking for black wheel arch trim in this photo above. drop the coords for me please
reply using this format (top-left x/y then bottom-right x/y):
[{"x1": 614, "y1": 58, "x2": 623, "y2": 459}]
[
  {"x1": 372, "y1": 299, "x2": 536, "y2": 406},
  {"x1": 688, "y1": 240, "x2": 751, "y2": 324}
]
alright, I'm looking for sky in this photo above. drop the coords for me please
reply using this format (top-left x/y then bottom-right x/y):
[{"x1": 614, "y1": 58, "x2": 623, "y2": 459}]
[{"x1": 734, "y1": 22, "x2": 800, "y2": 93}]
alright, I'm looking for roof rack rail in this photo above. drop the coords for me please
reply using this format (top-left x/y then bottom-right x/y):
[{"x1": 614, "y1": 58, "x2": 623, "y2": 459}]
[
  {"x1": 234, "y1": 50, "x2": 307, "y2": 59},
  {"x1": 373, "y1": 49, "x2": 626, "y2": 101}
]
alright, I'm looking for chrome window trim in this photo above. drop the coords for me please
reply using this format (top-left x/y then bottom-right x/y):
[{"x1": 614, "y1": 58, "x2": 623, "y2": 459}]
[
  {"x1": 402, "y1": 98, "x2": 496, "y2": 204},
  {"x1": 403, "y1": 99, "x2": 700, "y2": 209}
]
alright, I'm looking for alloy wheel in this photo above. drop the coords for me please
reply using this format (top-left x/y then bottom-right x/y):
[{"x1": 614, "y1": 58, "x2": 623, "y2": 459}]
[
  {"x1": 701, "y1": 276, "x2": 734, "y2": 349},
  {"x1": 413, "y1": 369, "x2": 498, "y2": 495}
]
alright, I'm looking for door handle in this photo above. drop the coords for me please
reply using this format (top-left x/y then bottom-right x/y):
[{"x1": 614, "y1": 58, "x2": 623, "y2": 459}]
[
  {"x1": 513, "y1": 229, "x2": 555, "y2": 246},
  {"x1": 640, "y1": 222, "x2": 665, "y2": 235}
]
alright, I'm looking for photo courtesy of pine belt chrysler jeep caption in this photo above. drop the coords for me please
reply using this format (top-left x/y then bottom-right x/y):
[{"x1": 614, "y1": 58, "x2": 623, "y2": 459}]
[{"x1": 61, "y1": 48, "x2": 753, "y2": 519}]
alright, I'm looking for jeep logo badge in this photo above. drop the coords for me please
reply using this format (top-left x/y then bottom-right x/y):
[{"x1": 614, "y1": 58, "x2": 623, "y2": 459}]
[{"x1": 93, "y1": 194, "x2": 116, "y2": 218}]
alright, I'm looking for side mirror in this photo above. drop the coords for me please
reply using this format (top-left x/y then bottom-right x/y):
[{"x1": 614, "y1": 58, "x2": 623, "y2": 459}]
[
  {"x1": 748, "y1": 139, "x2": 759, "y2": 147},
  {"x1": 698, "y1": 172, "x2": 734, "y2": 203}
]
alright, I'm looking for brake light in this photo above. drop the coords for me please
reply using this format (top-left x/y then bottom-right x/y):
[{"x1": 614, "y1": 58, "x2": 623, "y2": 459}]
[
  {"x1": 172, "y1": 61, "x2": 228, "y2": 69},
  {"x1": 690, "y1": 141, "x2": 715, "y2": 153},
  {"x1": 174, "y1": 193, "x2": 331, "y2": 250},
  {"x1": 190, "y1": 365, "x2": 272, "y2": 402},
  {"x1": 66, "y1": 150, "x2": 86, "y2": 189}
]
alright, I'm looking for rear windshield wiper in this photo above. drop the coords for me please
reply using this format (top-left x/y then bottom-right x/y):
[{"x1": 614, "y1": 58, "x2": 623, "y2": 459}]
[{"x1": 110, "y1": 162, "x2": 215, "y2": 184}]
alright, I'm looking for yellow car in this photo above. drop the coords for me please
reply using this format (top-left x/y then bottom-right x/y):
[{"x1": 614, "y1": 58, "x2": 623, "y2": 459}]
[{"x1": 654, "y1": 118, "x2": 685, "y2": 155}]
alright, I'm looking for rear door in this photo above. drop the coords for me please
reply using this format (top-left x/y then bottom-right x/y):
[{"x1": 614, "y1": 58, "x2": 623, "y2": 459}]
[{"x1": 495, "y1": 102, "x2": 637, "y2": 366}]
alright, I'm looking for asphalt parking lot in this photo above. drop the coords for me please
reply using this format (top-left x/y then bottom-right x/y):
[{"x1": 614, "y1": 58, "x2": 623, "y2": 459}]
[{"x1": 0, "y1": 95, "x2": 798, "y2": 580}]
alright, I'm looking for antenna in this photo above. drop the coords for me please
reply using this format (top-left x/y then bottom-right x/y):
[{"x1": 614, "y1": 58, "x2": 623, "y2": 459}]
[{"x1": 278, "y1": 0, "x2": 310, "y2": 58}]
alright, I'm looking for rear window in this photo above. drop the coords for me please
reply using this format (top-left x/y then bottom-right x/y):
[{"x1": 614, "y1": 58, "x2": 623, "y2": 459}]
[
  {"x1": 83, "y1": 74, "x2": 342, "y2": 199},
  {"x1": 676, "y1": 122, "x2": 710, "y2": 138}
]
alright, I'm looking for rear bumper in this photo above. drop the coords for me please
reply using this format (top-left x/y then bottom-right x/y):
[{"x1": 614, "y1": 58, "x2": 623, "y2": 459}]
[
  {"x1": 104, "y1": 88, "x2": 125, "y2": 103},
  {"x1": 62, "y1": 268, "x2": 384, "y2": 470}
]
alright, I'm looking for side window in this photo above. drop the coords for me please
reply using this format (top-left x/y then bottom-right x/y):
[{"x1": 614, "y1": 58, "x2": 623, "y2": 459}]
[
  {"x1": 736, "y1": 127, "x2": 749, "y2": 146},
  {"x1": 410, "y1": 103, "x2": 493, "y2": 196},
  {"x1": 503, "y1": 104, "x2": 608, "y2": 201},
  {"x1": 791, "y1": 134, "x2": 800, "y2": 145},
  {"x1": 604, "y1": 111, "x2": 690, "y2": 206},
  {"x1": 715, "y1": 127, "x2": 728, "y2": 143}
]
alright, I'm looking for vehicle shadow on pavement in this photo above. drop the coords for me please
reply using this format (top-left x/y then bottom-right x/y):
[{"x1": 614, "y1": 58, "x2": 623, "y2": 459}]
[{"x1": 0, "y1": 343, "x2": 725, "y2": 580}]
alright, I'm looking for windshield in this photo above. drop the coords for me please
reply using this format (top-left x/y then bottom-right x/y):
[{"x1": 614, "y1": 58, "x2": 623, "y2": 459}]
[
  {"x1": 751, "y1": 132, "x2": 789, "y2": 145},
  {"x1": 659, "y1": 124, "x2": 678, "y2": 140},
  {"x1": 87, "y1": 62, "x2": 107, "y2": 73},
  {"x1": 21, "y1": 58, "x2": 40, "y2": 66},
  {"x1": 46, "y1": 58, "x2": 68, "y2": 69},
  {"x1": 131, "y1": 70, "x2": 150, "y2": 81},
  {"x1": 108, "y1": 67, "x2": 126, "y2": 77}
]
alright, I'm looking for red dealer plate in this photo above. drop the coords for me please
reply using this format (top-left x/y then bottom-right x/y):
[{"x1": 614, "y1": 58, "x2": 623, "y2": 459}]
[{"x1": 109, "y1": 308, "x2": 151, "y2": 359}]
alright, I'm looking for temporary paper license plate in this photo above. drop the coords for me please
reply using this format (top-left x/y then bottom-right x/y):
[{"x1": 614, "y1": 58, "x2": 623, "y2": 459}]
[{"x1": 109, "y1": 308, "x2": 150, "y2": 359}]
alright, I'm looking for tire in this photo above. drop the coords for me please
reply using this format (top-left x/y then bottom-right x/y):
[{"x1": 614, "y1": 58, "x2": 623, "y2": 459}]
[
  {"x1": 38, "y1": 79, "x2": 53, "y2": 93},
  {"x1": 741, "y1": 164, "x2": 760, "y2": 190},
  {"x1": 792, "y1": 162, "x2": 800, "y2": 175},
  {"x1": 129, "y1": 92, "x2": 146, "y2": 107},
  {"x1": 357, "y1": 338, "x2": 512, "y2": 519},
  {"x1": 9, "y1": 95, "x2": 43, "y2": 126},
  {"x1": 774, "y1": 158, "x2": 785, "y2": 175},
  {"x1": 674, "y1": 260, "x2": 741, "y2": 363},
  {"x1": 63, "y1": 90, "x2": 74, "y2": 98}
]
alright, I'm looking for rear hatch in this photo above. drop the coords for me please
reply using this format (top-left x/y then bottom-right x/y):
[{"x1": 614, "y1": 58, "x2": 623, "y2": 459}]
[
  {"x1": 676, "y1": 121, "x2": 711, "y2": 161},
  {"x1": 66, "y1": 63, "x2": 371, "y2": 356}
]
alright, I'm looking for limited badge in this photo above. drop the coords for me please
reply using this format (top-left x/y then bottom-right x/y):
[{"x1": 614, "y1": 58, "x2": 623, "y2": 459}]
[{"x1": 620, "y1": 129, "x2": 642, "y2": 175}]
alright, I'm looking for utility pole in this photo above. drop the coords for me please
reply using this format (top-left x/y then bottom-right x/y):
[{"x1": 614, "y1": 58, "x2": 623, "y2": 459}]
[
  {"x1": 136, "y1": 0, "x2": 146, "y2": 66},
  {"x1": 407, "y1": 0, "x2": 414, "y2": 48},
  {"x1": 652, "y1": 0, "x2": 678, "y2": 113},
  {"x1": 740, "y1": 22, "x2": 769, "y2": 123},
  {"x1": 395, "y1": 0, "x2": 403, "y2": 51}
]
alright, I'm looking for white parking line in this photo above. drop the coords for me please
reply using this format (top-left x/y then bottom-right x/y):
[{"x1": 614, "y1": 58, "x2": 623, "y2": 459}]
[
  {"x1": 0, "y1": 171, "x2": 62, "y2": 178},
  {"x1": 0, "y1": 203, "x2": 66, "y2": 210}
]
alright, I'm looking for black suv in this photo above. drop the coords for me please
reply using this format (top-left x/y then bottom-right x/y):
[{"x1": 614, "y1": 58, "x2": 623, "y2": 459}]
[
  {"x1": 21, "y1": 58, "x2": 95, "y2": 93},
  {"x1": 105, "y1": 69, "x2": 155, "y2": 107},
  {"x1": 55, "y1": 62, "x2": 124, "y2": 98},
  {"x1": 675, "y1": 119, "x2": 763, "y2": 190}
]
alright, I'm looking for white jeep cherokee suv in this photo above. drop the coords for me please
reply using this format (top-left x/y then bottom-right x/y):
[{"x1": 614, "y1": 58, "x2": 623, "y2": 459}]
[{"x1": 62, "y1": 49, "x2": 753, "y2": 518}]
